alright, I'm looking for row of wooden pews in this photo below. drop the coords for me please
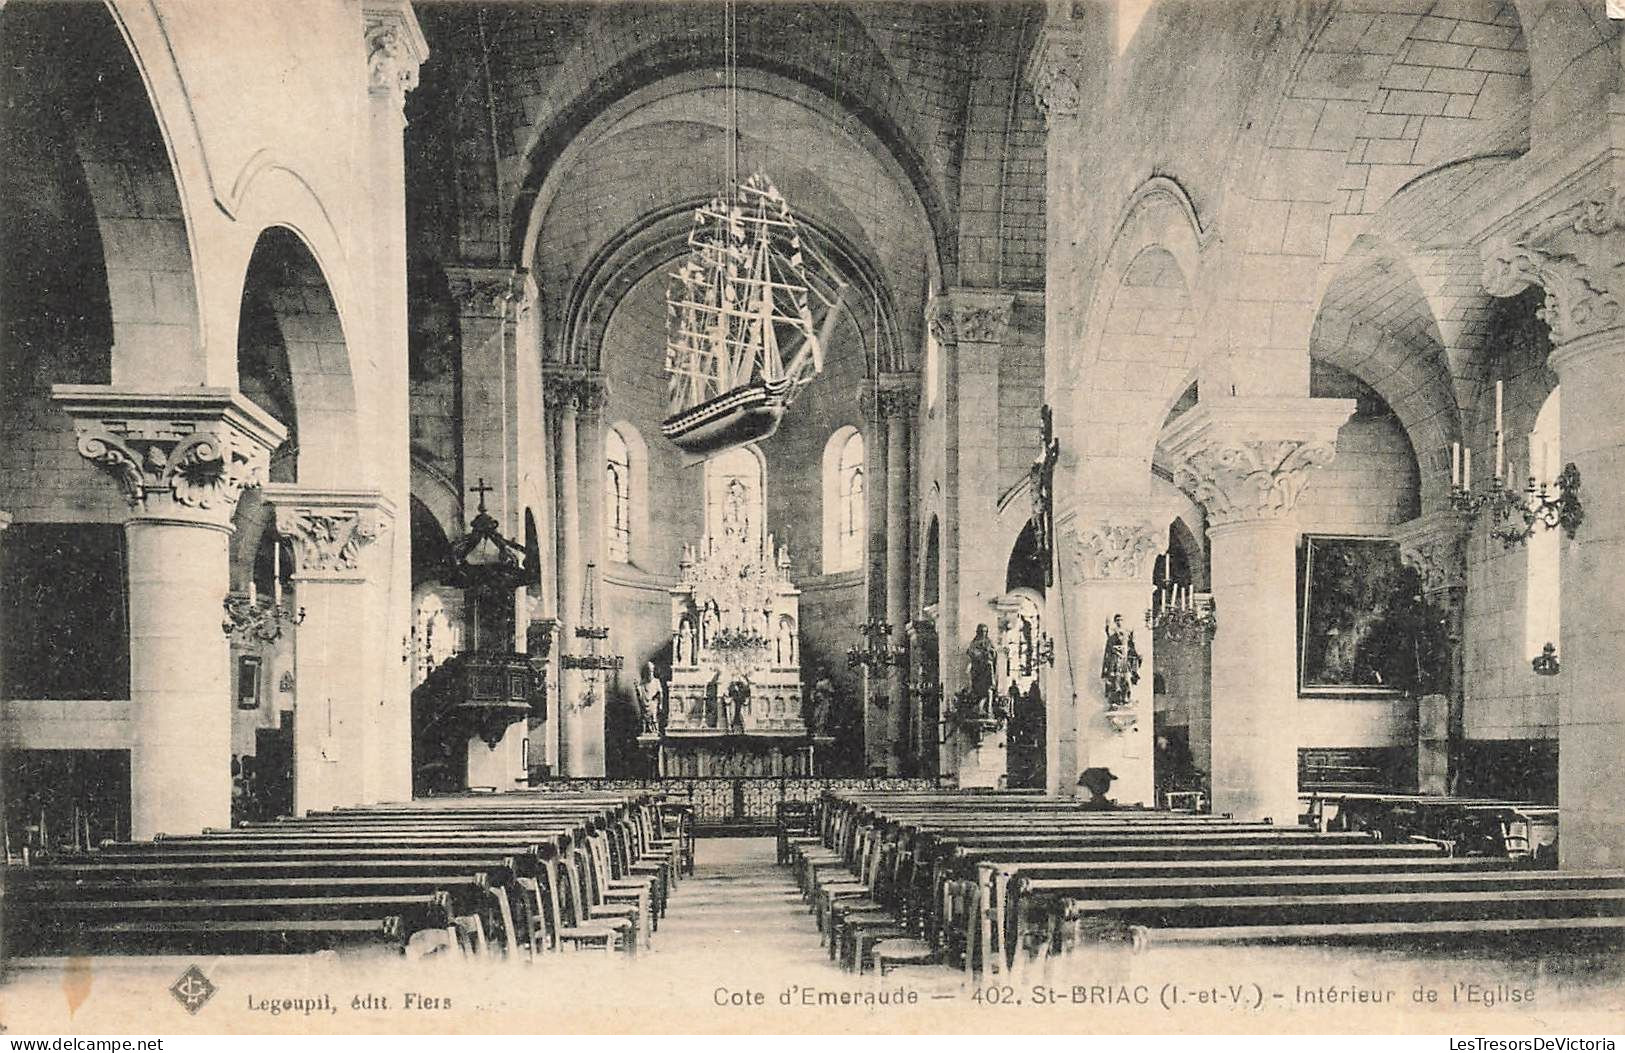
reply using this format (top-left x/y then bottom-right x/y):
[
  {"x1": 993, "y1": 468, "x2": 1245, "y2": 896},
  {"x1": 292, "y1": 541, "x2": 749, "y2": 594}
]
[
  {"x1": 785, "y1": 791, "x2": 1625, "y2": 979},
  {"x1": 5, "y1": 792, "x2": 687, "y2": 961},
  {"x1": 1300, "y1": 790, "x2": 1559, "y2": 860}
]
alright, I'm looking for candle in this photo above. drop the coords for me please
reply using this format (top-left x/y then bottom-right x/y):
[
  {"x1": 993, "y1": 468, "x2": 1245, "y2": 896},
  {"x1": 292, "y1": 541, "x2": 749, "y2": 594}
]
[
  {"x1": 248, "y1": 575, "x2": 257, "y2": 605},
  {"x1": 273, "y1": 539, "x2": 283, "y2": 605},
  {"x1": 1464, "y1": 447, "x2": 1472, "y2": 491},
  {"x1": 1494, "y1": 381, "x2": 1504, "y2": 480},
  {"x1": 1451, "y1": 442, "x2": 1460, "y2": 488}
]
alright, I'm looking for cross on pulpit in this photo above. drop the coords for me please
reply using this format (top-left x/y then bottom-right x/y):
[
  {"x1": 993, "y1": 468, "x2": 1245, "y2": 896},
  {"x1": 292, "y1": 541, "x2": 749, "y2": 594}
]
[{"x1": 469, "y1": 477, "x2": 495, "y2": 514}]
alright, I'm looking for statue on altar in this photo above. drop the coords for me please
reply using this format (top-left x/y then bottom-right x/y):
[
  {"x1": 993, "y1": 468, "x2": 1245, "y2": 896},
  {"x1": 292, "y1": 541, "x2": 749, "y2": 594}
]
[
  {"x1": 1101, "y1": 614, "x2": 1142, "y2": 709},
  {"x1": 807, "y1": 663, "x2": 835, "y2": 737},
  {"x1": 726, "y1": 678, "x2": 751, "y2": 732},
  {"x1": 966, "y1": 623, "x2": 996, "y2": 718}
]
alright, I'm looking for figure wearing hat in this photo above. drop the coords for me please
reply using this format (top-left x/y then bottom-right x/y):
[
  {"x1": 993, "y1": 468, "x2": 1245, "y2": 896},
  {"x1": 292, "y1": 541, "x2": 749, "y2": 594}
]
[{"x1": 1077, "y1": 766, "x2": 1119, "y2": 810}]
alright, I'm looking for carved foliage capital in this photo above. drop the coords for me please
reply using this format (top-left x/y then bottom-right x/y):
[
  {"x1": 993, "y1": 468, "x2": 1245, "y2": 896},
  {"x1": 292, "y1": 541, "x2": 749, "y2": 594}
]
[
  {"x1": 54, "y1": 388, "x2": 286, "y2": 527},
  {"x1": 275, "y1": 505, "x2": 389, "y2": 578},
  {"x1": 1482, "y1": 196, "x2": 1625, "y2": 347},
  {"x1": 545, "y1": 373, "x2": 609, "y2": 416},
  {"x1": 1172, "y1": 439, "x2": 1337, "y2": 527},
  {"x1": 927, "y1": 292, "x2": 1013, "y2": 347},
  {"x1": 1394, "y1": 514, "x2": 1470, "y2": 594},
  {"x1": 1067, "y1": 517, "x2": 1161, "y2": 582},
  {"x1": 448, "y1": 269, "x2": 523, "y2": 320}
]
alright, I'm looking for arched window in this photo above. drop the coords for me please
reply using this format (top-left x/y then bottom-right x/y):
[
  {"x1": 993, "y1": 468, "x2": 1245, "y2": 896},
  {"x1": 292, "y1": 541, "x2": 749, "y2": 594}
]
[
  {"x1": 605, "y1": 427, "x2": 631, "y2": 563},
  {"x1": 704, "y1": 444, "x2": 765, "y2": 544},
  {"x1": 821, "y1": 427, "x2": 865, "y2": 573},
  {"x1": 1525, "y1": 387, "x2": 1561, "y2": 664}
]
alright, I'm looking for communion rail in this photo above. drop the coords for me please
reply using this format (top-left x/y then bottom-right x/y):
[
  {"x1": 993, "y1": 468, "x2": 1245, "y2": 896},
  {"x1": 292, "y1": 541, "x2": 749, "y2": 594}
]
[{"x1": 525, "y1": 776, "x2": 941, "y2": 833}]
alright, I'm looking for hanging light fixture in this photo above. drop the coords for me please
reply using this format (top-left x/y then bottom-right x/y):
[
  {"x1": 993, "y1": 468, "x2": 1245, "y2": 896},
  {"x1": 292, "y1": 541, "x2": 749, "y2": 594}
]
[
  {"x1": 223, "y1": 536, "x2": 305, "y2": 644},
  {"x1": 561, "y1": 562, "x2": 623, "y2": 708}
]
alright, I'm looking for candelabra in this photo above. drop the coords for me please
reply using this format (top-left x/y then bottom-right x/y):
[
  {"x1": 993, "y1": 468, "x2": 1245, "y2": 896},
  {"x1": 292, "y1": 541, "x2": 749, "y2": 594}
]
[
  {"x1": 1145, "y1": 586, "x2": 1217, "y2": 642},
  {"x1": 846, "y1": 620, "x2": 904, "y2": 671},
  {"x1": 1449, "y1": 381, "x2": 1583, "y2": 548},
  {"x1": 222, "y1": 538, "x2": 303, "y2": 644},
  {"x1": 222, "y1": 593, "x2": 305, "y2": 645}
]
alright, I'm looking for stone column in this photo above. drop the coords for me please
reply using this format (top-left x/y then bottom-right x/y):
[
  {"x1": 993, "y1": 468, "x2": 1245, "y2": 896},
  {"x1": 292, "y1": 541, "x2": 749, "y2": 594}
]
[
  {"x1": 263, "y1": 486, "x2": 392, "y2": 816},
  {"x1": 1394, "y1": 510, "x2": 1471, "y2": 794},
  {"x1": 52, "y1": 386, "x2": 286, "y2": 837},
  {"x1": 928, "y1": 290, "x2": 1013, "y2": 782},
  {"x1": 1483, "y1": 198, "x2": 1625, "y2": 867},
  {"x1": 363, "y1": 2, "x2": 425, "y2": 805},
  {"x1": 574, "y1": 374, "x2": 610, "y2": 777},
  {"x1": 1162, "y1": 397, "x2": 1354, "y2": 824},
  {"x1": 1056, "y1": 510, "x2": 1165, "y2": 804},
  {"x1": 881, "y1": 381, "x2": 914, "y2": 770}
]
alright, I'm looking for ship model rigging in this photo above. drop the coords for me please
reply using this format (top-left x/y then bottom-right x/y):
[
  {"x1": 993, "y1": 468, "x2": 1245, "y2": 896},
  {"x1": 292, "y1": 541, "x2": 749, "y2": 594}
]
[{"x1": 662, "y1": 173, "x2": 846, "y2": 456}]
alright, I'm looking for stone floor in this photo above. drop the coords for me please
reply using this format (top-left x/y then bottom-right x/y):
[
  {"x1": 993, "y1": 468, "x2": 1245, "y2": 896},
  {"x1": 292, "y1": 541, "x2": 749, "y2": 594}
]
[{"x1": 649, "y1": 836, "x2": 848, "y2": 978}]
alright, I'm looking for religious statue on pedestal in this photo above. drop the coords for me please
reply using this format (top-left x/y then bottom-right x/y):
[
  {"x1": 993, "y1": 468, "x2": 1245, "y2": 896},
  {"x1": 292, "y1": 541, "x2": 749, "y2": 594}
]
[
  {"x1": 636, "y1": 662, "x2": 664, "y2": 735},
  {"x1": 966, "y1": 623, "x2": 996, "y2": 719},
  {"x1": 806, "y1": 664, "x2": 835, "y2": 737},
  {"x1": 726, "y1": 677, "x2": 751, "y2": 732},
  {"x1": 1101, "y1": 614, "x2": 1142, "y2": 709}
]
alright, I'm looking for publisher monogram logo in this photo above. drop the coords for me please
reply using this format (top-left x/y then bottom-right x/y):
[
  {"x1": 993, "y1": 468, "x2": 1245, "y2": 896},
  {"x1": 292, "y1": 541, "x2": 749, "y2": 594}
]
[{"x1": 170, "y1": 964, "x2": 217, "y2": 1015}]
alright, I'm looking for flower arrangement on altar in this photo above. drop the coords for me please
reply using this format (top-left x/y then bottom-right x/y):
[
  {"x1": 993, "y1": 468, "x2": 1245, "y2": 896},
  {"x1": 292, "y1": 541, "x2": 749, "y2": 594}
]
[{"x1": 707, "y1": 627, "x2": 771, "y2": 671}]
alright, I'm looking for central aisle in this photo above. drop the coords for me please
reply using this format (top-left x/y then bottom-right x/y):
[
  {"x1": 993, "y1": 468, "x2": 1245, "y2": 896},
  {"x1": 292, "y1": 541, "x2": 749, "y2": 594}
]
[{"x1": 651, "y1": 836, "x2": 845, "y2": 977}]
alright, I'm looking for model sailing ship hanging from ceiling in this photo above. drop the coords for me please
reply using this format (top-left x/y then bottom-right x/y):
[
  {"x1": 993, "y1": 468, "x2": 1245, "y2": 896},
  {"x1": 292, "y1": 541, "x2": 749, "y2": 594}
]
[
  {"x1": 659, "y1": 0, "x2": 844, "y2": 457},
  {"x1": 661, "y1": 173, "x2": 845, "y2": 457}
]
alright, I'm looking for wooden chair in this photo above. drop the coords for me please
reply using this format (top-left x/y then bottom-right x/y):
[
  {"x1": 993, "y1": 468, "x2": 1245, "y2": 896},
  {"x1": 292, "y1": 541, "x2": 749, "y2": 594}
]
[{"x1": 873, "y1": 938, "x2": 940, "y2": 977}]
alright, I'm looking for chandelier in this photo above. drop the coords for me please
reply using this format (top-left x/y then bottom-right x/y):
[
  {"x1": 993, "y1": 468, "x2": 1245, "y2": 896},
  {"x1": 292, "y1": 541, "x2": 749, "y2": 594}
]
[
  {"x1": 561, "y1": 562, "x2": 623, "y2": 706},
  {"x1": 847, "y1": 620, "x2": 903, "y2": 671},
  {"x1": 223, "y1": 538, "x2": 304, "y2": 644}
]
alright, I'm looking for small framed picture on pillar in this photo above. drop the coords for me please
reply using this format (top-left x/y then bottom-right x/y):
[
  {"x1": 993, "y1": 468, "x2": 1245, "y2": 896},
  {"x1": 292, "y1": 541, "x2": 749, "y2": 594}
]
[{"x1": 236, "y1": 654, "x2": 263, "y2": 710}]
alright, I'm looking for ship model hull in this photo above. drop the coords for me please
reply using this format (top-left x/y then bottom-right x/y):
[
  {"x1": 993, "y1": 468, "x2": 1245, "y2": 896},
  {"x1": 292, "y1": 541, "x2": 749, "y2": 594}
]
[{"x1": 660, "y1": 377, "x2": 794, "y2": 457}]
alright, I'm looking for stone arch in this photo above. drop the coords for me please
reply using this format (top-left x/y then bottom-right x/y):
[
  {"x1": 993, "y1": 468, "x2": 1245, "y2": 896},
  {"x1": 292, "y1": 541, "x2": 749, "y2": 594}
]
[
  {"x1": 1067, "y1": 176, "x2": 1212, "y2": 497},
  {"x1": 411, "y1": 454, "x2": 465, "y2": 542},
  {"x1": 1310, "y1": 264, "x2": 1454, "y2": 512},
  {"x1": 566, "y1": 198, "x2": 906, "y2": 376},
  {"x1": 505, "y1": 9, "x2": 955, "y2": 283},
  {"x1": 238, "y1": 227, "x2": 359, "y2": 488}
]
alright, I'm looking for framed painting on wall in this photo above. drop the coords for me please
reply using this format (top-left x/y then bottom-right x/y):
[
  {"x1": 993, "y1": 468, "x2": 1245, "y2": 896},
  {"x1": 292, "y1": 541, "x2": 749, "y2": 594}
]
[
  {"x1": 236, "y1": 654, "x2": 263, "y2": 710},
  {"x1": 1297, "y1": 534, "x2": 1412, "y2": 696}
]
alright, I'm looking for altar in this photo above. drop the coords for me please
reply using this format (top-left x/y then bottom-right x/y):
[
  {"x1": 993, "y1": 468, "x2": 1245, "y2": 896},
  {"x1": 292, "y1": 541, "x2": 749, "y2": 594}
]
[{"x1": 638, "y1": 491, "x2": 831, "y2": 776}]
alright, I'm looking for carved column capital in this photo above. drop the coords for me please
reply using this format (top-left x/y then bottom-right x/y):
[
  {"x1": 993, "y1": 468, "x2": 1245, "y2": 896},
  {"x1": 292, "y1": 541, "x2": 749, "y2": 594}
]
[
  {"x1": 1066, "y1": 512, "x2": 1164, "y2": 582},
  {"x1": 927, "y1": 289, "x2": 1014, "y2": 349},
  {"x1": 364, "y1": 2, "x2": 428, "y2": 102},
  {"x1": 1482, "y1": 195, "x2": 1625, "y2": 347},
  {"x1": 447, "y1": 266, "x2": 524, "y2": 320},
  {"x1": 861, "y1": 377, "x2": 918, "y2": 423},
  {"x1": 1158, "y1": 397, "x2": 1355, "y2": 529},
  {"x1": 543, "y1": 370, "x2": 609, "y2": 418},
  {"x1": 1393, "y1": 510, "x2": 1472, "y2": 595},
  {"x1": 52, "y1": 386, "x2": 287, "y2": 529},
  {"x1": 263, "y1": 485, "x2": 394, "y2": 581},
  {"x1": 1026, "y1": 24, "x2": 1091, "y2": 126}
]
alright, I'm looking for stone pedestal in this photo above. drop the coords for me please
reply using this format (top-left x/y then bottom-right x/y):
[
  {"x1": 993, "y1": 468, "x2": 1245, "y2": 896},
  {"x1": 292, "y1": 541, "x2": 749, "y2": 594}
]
[
  {"x1": 1161, "y1": 397, "x2": 1353, "y2": 824},
  {"x1": 264, "y1": 486, "x2": 392, "y2": 816},
  {"x1": 1484, "y1": 201, "x2": 1625, "y2": 867},
  {"x1": 52, "y1": 386, "x2": 286, "y2": 837}
]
